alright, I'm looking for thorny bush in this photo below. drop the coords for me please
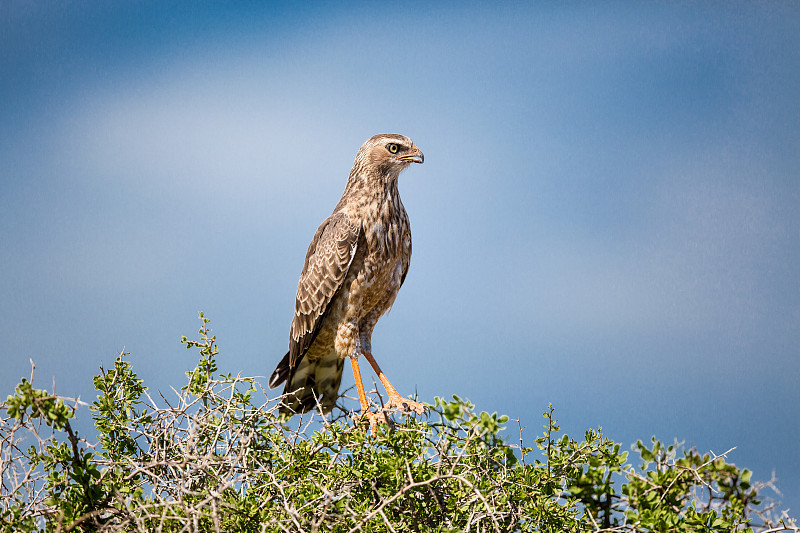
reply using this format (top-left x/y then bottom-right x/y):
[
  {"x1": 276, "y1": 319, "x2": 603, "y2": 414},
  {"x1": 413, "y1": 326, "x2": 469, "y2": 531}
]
[{"x1": 1, "y1": 314, "x2": 797, "y2": 532}]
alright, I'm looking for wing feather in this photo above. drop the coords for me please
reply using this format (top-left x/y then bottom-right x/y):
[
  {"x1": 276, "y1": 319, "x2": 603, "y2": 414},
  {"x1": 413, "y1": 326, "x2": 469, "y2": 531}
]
[
  {"x1": 269, "y1": 211, "x2": 359, "y2": 389},
  {"x1": 400, "y1": 232, "x2": 411, "y2": 287}
]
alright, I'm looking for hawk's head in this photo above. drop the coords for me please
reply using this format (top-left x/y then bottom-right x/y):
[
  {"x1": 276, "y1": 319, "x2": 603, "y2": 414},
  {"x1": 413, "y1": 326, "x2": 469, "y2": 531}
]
[{"x1": 353, "y1": 133, "x2": 424, "y2": 180}]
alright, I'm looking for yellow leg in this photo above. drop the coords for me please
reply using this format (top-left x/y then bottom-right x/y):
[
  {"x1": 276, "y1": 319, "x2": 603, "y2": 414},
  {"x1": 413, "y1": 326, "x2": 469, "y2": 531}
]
[
  {"x1": 363, "y1": 352, "x2": 426, "y2": 415},
  {"x1": 349, "y1": 355, "x2": 382, "y2": 433},
  {"x1": 349, "y1": 354, "x2": 370, "y2": 414}
]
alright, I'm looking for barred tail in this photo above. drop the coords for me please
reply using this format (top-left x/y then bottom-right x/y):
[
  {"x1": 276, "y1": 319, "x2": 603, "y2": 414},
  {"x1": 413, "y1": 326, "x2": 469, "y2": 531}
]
[{"x1": 277, "y1": 352, "x2": 344, "y2": 415}]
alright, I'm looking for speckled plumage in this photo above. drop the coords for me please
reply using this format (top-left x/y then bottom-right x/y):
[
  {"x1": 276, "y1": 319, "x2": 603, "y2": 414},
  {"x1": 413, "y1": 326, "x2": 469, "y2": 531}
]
[{"x1": 269, "y1": 134, "x2": 424, "y2": 422}]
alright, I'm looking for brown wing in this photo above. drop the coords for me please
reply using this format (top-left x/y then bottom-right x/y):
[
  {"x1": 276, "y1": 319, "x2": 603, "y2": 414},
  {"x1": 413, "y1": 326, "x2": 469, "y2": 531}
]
[
  {"x1": 400, "y1": 231, "x2": 411, "y2": 287},
  {"x1": 269, "y1": 210, "x2": 359, "y2": 389}
]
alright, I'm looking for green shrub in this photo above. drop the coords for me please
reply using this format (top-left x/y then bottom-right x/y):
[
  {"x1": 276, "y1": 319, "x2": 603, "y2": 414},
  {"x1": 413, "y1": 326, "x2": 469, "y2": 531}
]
[{"x1": 1, "y1": 314, "x2": 796, "y2": 532}]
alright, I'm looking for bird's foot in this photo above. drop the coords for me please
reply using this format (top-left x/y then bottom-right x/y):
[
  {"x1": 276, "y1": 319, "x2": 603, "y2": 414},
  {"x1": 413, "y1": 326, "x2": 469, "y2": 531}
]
[
  {"x1": 352, "y1": 397, "x2": 425, "y2": 435},
  {"x1": 383, "y1": 393, "x2": 426, "y2": 416},
  {"x1": 352, "y1": 410, "x2": 392, "y2": 435}
]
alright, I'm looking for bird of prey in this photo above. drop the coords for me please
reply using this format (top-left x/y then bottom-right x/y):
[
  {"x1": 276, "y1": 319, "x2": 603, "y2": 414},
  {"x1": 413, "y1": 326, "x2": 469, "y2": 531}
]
[{"x1": 269, "y1": 133, "x2": 425, "y2": 430}]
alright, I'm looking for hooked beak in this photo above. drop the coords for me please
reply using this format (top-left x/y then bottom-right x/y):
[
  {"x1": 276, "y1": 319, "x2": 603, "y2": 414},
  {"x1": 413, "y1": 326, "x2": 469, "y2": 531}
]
[{"x1": 397, "y1": 144, "x2": 424, "y2": 164}]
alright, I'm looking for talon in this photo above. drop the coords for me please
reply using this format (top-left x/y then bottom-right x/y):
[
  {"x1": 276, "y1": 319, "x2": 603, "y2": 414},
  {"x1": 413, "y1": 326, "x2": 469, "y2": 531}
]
[
  {"x1": 349, "y1": 351, "x2": 425, "y2": 431},
  {"x1": 354, "y1": 410, "x2": 385, "y2": 435},
  {"x1": 383, "y1": 394, "x2": 426, "y2": 416}
]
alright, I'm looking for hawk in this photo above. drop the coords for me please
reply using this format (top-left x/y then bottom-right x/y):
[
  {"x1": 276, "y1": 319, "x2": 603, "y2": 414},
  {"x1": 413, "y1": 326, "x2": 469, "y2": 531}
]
[{"x1": 269, "y1": 133, "x2": 425, "y2": 430}]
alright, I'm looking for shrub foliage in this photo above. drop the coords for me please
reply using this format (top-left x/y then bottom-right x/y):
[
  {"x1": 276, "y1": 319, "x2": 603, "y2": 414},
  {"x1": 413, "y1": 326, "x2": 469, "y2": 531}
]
[{"x1": 1, "y1": 314, "x2": 797, "y2": 532}]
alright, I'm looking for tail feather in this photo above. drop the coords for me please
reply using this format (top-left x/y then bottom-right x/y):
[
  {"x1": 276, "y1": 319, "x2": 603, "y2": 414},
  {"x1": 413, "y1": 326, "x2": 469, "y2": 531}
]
[
  {"x1": 277, "y1": 352, "x2": 344, "y2": 415},
  {"x1": 269, "y1": 351, "x2": 291, "y2": 389}
]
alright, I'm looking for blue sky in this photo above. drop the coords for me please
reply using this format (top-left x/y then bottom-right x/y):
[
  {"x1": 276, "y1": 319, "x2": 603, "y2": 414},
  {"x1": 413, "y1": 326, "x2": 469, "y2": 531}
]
[{"x1": 2, "y1": 1, "x2": 799, "y2": 513}]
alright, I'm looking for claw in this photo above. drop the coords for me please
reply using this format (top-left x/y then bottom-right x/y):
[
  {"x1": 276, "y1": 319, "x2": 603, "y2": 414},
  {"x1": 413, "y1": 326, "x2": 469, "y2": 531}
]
[
  {"x1": 353, "y1": 410, "x2": 392, "y2": 435},
  {"x1": 383, "y1": 394, "x2": 426, "y2": 416},
  {"x1": 349, "y1": 352, "x2": 426, "y2": 435}
]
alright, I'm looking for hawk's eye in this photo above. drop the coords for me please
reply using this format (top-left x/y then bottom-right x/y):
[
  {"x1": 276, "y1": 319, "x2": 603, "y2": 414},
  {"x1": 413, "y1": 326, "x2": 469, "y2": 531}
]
[{"x1": 386, "y1": 143, "x2": 399, "y2": 154}]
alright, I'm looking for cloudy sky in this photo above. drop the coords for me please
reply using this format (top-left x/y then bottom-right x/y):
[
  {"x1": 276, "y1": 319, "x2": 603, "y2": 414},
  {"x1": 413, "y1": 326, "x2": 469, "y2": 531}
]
[{"x1": 2, "y1": 1, "x2": 798, "y2": 513}]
